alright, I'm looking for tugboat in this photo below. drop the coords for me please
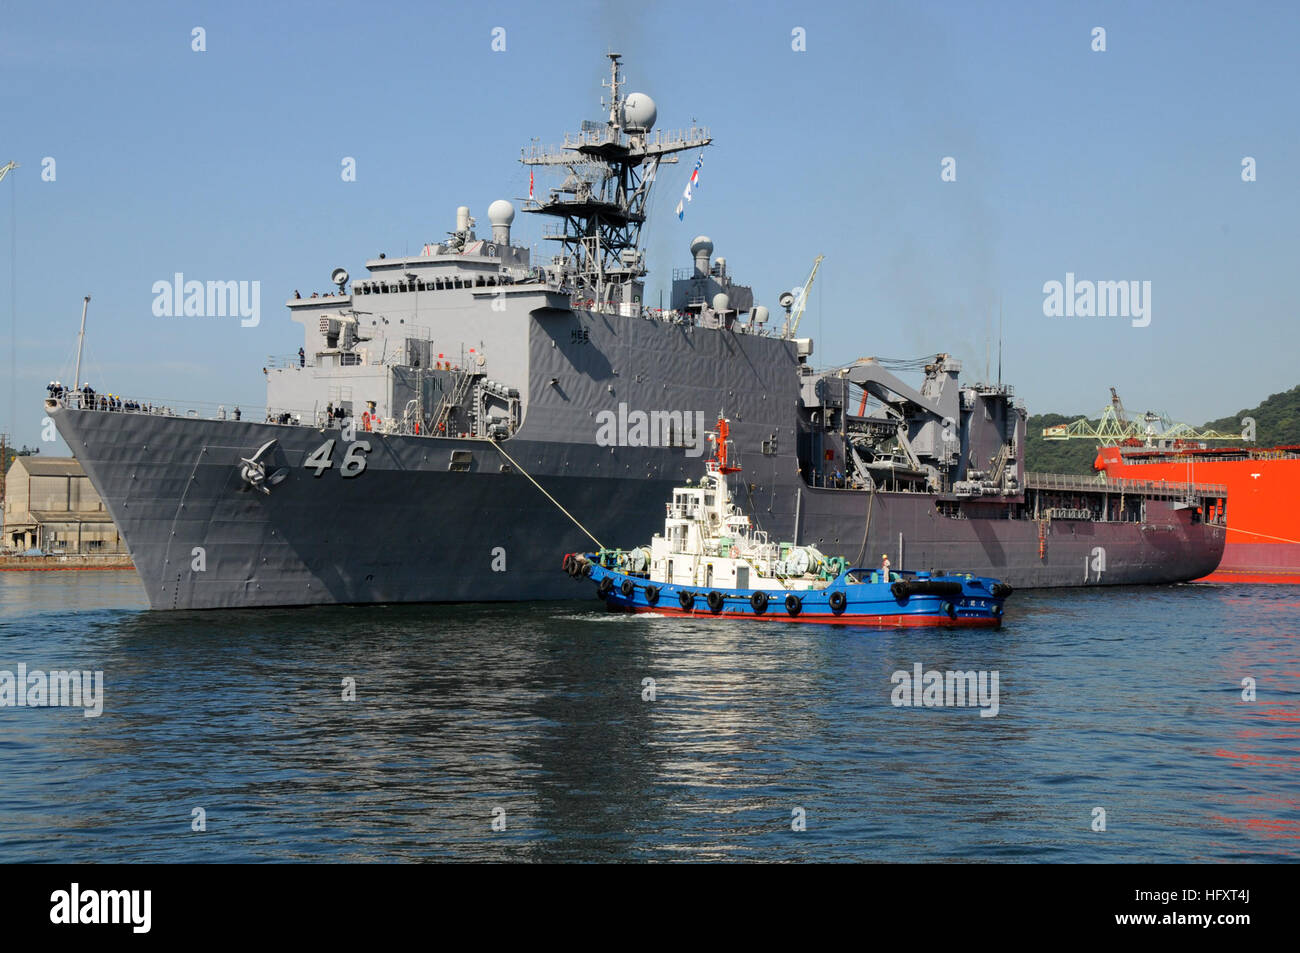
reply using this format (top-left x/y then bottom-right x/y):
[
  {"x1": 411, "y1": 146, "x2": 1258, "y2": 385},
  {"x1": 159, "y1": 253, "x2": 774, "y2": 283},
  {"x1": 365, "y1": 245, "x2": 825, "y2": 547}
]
[{"x1": 563, "y1": 418, "x2": 1012, "y2": 626}]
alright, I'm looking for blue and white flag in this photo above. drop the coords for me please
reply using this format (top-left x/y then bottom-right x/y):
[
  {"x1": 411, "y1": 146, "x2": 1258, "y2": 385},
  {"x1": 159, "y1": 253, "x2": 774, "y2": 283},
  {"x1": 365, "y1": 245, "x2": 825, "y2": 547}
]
[{"x1": 676, "y1": 153, "x2": 704, "y2": 221}]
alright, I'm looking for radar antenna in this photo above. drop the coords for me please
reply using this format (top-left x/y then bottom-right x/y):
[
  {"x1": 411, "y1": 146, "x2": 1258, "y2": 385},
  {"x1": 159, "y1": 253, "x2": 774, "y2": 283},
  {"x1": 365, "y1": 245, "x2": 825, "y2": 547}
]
[{"x1": 521, "y1": 54, "x2": 711, "y2": 311}]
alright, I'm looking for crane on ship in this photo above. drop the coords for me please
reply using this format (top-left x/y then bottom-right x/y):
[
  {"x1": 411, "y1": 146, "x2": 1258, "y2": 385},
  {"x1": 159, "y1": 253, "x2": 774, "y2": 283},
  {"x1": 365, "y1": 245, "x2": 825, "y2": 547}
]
[
  {"x1": 0, "y1": 161, "x2": 17, "y2": 184},
  {"x1": 781, "y1": 254, "x2": 824, "y2": 339},
  {"x1": 1042, "y1": 387, "x2": 1249, "y2": 446}
]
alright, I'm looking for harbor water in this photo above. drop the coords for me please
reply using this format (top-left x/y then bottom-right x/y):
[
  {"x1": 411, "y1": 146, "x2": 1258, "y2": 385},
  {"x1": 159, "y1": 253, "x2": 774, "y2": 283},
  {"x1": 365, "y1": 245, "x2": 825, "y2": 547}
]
[{"x1": 1, "y1": 571, "x2": 1297, "y2": 862}]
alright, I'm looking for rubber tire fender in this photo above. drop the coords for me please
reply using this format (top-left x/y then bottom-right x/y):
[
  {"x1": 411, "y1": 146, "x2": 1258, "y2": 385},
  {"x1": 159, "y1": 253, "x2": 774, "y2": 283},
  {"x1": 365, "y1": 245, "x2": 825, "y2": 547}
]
[
  {"x1": 644, "y1": 585, "x2": 660, "y2": 605},
  {"x1": 620, "y1": 579, "x2": 636, "y2": 597},
  {"x1": 678, "y1": 588, "x2": 694, "y2": 610},
  {"x1": 828, "y1": 590, "x2": 847, "y2": 613},
  {"x1": 785, "y1": 593, "x2": 802, "y2": 616},
  {"x1": 750, "y1": 591, "x2": 769, "y2": 614},
  {"x1": 706, "y1": 590, "x2": 725, "y2": 614},
  {"x1": 597, "y1": 576, "x2": 614, "y2": 599}
]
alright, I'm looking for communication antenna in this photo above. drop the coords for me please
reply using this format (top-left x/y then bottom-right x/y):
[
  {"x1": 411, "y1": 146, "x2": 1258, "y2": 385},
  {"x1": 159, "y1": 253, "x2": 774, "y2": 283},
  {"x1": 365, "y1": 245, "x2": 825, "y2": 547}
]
[
  {"x1": 997, "y1": 294, "x2": 1003, "y2": 389},
  {"x1": 73, "y1": 296, "x2": 90, "y2": 392}
]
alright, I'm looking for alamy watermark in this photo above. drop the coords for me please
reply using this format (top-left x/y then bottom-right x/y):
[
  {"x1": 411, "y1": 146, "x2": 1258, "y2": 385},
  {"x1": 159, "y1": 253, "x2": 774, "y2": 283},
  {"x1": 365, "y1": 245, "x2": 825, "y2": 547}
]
[
  {"x1": 595, "y1": 403, "x2": 707, "y2": 458},
  {"x1": 0, "y1": 664, "x2": 103, "y2": 717},
  {"x1": 50, "y1": 884, "x2": 150, "y2": 933},
  {"x1": 891, "y1": 663, "x2": 999, "y2": 717},
  {"x1": 1042, "y1": 273, "x2": 1150, "y2": 328},
  {"x1": 152, "y1": 272, "x2": 260, "y2": 327}
]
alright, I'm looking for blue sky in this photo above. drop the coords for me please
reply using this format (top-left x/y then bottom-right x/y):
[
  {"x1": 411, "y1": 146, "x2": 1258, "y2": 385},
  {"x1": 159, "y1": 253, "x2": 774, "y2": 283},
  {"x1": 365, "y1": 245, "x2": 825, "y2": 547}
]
[{"x1": 2, "y1": 0, "x2": 1297, "y2": 449}]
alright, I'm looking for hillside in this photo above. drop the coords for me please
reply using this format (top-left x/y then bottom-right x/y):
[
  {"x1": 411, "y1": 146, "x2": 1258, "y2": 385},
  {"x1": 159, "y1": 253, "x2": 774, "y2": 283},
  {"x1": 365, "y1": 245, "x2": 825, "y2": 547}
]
[
  {"x1": 1202, "y1": 384, "x2": 1300, "y2": 447},
  {"x1": 1023, "y1": 413, "x2": 1102, "y2": 475},
  {"x1": 1023, "y1": 384, "x2": 1300, "y2": 475}
]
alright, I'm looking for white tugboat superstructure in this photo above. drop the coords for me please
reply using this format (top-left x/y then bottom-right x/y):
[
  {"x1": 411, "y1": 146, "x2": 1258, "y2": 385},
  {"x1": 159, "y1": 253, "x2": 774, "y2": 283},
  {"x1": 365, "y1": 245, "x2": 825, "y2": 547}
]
[{"x1": 647, "y1": 417, "x2": 843, "y2": 592}]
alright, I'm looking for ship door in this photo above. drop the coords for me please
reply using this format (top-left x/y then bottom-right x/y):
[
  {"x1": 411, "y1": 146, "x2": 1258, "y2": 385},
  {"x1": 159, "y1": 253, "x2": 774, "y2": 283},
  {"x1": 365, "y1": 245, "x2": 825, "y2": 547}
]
[
  {"x1": 706, "y1": 564, "x2": 713, "y2": 588},
  {"x1": 736, "y1": 566, "x2": 749, "y2": 589},
  {"x1": 667, "y1": 559, "x2": 674, "y2": 583}
]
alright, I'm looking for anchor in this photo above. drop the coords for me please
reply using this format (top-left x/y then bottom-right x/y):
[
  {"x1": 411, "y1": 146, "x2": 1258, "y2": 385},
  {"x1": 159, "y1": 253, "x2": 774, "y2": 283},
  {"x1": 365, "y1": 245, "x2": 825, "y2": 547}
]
[{"x1": 238, "y1": 439, "x2": 289, "y2": 494}]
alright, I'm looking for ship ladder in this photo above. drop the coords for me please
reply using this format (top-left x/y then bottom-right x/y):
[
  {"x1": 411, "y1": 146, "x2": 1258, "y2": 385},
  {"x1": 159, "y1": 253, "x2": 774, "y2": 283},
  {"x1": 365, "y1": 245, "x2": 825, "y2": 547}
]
[{"x1": 432, "y1": 368, "x2": 477, "y2": 436}]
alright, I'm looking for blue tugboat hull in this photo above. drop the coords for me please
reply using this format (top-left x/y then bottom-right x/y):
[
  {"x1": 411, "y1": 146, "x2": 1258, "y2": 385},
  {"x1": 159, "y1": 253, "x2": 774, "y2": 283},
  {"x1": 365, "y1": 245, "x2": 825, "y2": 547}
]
[{"x1": 566, "y1": 554, "x2": 1009, "y2": 627}]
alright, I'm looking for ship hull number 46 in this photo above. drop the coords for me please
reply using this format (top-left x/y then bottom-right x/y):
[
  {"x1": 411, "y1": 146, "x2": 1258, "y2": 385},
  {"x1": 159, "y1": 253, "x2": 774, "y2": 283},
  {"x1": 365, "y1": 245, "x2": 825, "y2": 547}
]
[{"x1": 304, "y1": 438, "x2": 372, "y2": 478}]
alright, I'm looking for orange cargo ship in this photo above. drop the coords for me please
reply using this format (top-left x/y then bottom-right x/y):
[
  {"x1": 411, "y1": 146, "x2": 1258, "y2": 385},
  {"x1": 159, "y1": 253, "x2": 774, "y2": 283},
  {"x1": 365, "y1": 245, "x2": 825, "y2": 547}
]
[{"x1": 1096, "y1": 444, "x2": 1300, "y2": 583}]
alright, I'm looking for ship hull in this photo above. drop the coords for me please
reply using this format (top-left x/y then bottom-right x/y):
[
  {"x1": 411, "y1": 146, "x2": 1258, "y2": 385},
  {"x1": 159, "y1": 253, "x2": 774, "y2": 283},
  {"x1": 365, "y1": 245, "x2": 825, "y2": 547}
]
[
  {"x1": 50, "y1": 406, "x2": 1226, "y2": 609},
  {"x1": 1097, "y1": 447, "x2": 1300, "y2": 583}
]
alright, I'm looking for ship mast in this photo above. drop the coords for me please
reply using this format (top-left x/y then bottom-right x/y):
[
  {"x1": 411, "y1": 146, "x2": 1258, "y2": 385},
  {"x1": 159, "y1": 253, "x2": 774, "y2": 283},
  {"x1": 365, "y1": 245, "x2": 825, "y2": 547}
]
[{"x1": 521, "y1": 53, "x2": 711, "y2": 310}]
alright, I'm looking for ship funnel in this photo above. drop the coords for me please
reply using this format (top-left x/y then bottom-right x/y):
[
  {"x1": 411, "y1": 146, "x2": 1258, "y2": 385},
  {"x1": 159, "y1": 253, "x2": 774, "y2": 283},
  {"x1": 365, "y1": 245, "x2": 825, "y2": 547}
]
[
  {"x1": 691, "y1": 235, "x2": 713, "y2": 277},
  {"x1": 488, "y1": 199, "x2": 515, "y2": 245}
]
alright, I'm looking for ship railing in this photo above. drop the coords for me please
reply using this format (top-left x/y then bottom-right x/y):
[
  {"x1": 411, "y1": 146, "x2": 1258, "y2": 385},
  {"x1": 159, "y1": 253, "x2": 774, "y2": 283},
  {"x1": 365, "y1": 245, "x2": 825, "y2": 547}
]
[
  {"x1": 1026, "y1": 471, "x2": 1228, "y2": 499},
  {"x1": 52, "y1": 390, "x2": 515, "y2": 440},
  {"x1": 265, "y1": 354, "x2": 314, "y2": 369},
  {"x1": 55, "y1": 392, "x2": 262, "y2": 420}
]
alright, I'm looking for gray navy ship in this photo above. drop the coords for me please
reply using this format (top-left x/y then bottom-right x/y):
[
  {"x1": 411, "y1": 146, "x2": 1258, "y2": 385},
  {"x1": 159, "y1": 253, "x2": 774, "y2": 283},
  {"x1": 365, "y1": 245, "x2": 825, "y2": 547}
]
[{"x1": 47, "y1": 55, "x2": 1227, "y2": 609}]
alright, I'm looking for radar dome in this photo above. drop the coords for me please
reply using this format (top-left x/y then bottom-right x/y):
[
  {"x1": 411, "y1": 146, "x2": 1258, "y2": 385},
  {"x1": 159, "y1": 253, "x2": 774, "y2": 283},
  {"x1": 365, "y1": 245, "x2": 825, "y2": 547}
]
[
  {"x1": 690, "y1": 235, "x2": 714, "y2": 256},
  {"x1": 622, "y1": 93, "x2": 657, "y2": 131},
  {"x1": 712, "y1": 293, "x2": 730, "y2": 312},
  {"x1": 487, "y1": 199, "x2": 515, "y2": 225}
]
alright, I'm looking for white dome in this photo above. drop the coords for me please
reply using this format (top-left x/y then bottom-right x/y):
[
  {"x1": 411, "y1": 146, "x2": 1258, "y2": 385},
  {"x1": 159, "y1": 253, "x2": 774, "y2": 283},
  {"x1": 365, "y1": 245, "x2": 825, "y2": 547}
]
[
  {"x1": 690, "y1": 235, "x2": 714, "y2": 256},
  {"x1": 622, "y1": 92, "x2": 657, "y2": 131},
  {"x1": 487, "y1": 199, "x2": 515, "y2": 226}
]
